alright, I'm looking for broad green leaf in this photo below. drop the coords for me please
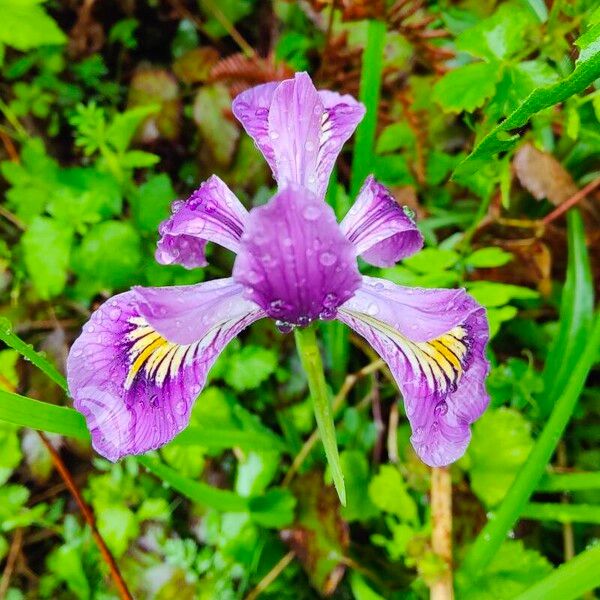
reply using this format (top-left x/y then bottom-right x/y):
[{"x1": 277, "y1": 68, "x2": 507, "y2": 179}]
[
  {"x1": 339, "y1": 450, "x2": 378, "y2": 523},
  {"x1": 375, "y1": 122, "x2": 415, "y2": 154},
  {"x1": 403, "y1": 248, "x2": 460, "y2": 273},
  {"x1": 73, "y1": 220, "x2": 142, "y2": 292},
  {"x1": 514, "y1": 544, "x2": 600, "y2": 600},
  {"x1": 453, "y1": 30, "x2": 600, "y2": 178},
  {"x1": 21, "y1": 216, "x2": 72, "y2": 299},
  {"x1": 193, "y1": 83, "x2": 239, "y2": 167},
  {"x1": 368, "y1": 465, "x2": 418, "y2": 524},
  {"x1": 247, "y1": 488, "x2": 296, "y2": 528},
  {"x1": 466, "y1": 281, "x2": 538, "y2": 307},
  {"x1": 0, "y1": 422, "x2": 22, "y2": 485},
  {"x1": 130, "y1": 173, "x2": 175, "y2": 234},
  {"x1": 433, "y1": 62, "x2": 501, "y2": 113},
  {"x1": 465, "y1": 248, "x2": 513, "y2": 268},
  {"x1": 106, "y1": 104, "x2": 160, "y2": 152},
  {"x1": 455, "y1": 2, "x2": 538, "y2": 61},
  {"x1": 465, "y1": 408, "x2": 534, "y2": 507},
  {"x1": 120, "y1": 150, "x2": 160, "y2": 169},
  {"x1": 458, "y1": 541, "x2": 552, "y2": 600},
  {"x1": 223, "y1": 346, "x2": 278, "y2": 391},
  {"x1": 96, "y1": 505, "x2": 139, "y2": 558},
  {"x1": 0, "y1": 0, "x2": 66, "y2": 51}
]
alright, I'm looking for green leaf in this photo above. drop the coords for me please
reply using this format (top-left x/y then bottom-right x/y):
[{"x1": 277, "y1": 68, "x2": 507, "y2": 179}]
[
  {"x1": 223, "y1": 346, "x2": 278, "y2": 391},
  {"x1": 433, "y1": 62, "x2": 501, "y2": 113},
  {"x1": 193, "y1": 83, "x2": 239, "y2": 167},
  {"x1": 466, "y1": 281, "x2": 538, "y2": 308},
  {"x1": 21, "y1": 216, "x2": 72, "y2": 299},
  {"x1": 130, "y1": 173, "x2": 175, "y2": 234},
  {"x1": 540, "y1": 211, "x2": 593, "y2": 416},
  {"x1": 96, "y1": 505, "x2": 139, "y2": 558},
  {"x1": 459, "y1": 312, "x2": 600, "y2": 578},
  {"x1": 455, "y1": 2, "x2": 538, "y2": 61},
  {"x1": 0, "y1": 0, "x2": 66, "y2": 51},
  {"x1": 73, "y1": 221, "x2": 142, "y2": 292},
  {"x1": 453, "y1": 32, "x2": 600, "y2": 178},
  {"x1": 465, "y1": 408, "x2": 534, "y2": 507},
  {"x1": 514, "y1": 544, "x2": 600, "y2": 600},
  {"x1": 458, "y1": 541, "x2": 552, "y2": 600},
  {"x1": 339, "y1": 450, "x2": 378, "y2": 523},
  {"x1": 368, "y1": 465, "x2": 418, "y2": 523},
  {"x1": 520, "y1": 503, "x2": 600, "y2": 524},
  {"x1": 403, "y1": 248, "x2": 460, "y2": 273},
  {"x1": 120, "y1": 150, "x2": 160, "y2": 169},
  {"x1": 349, "y1": 572, "x2": 386, "y2": 600},
  {"x1": 375, "y1": 122, "x2": 415, "y2": 154},
  {"x1": 247, "y1": 488, "x2": 296, "y2": 528},
  {"x1": 0, "y1": 422, "x2": 22, "y2": 485},
  {"x1": 106, "y1": 105, "x2": 159, "y2": 152},
  {"x1": 465, "y1": 247, "x2": 513, "y2": 268}
]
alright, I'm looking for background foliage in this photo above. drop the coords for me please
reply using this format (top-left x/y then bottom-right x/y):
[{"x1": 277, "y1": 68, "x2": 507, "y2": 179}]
[{"x1": 0, "y1": 0, "x2": 599, "y2": 598}]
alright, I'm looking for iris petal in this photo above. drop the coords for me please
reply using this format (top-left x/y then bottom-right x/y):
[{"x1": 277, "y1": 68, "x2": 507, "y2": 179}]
[
  {"x1": 337, "y1": 276, "x2": 489, "y2": 466},
  {"x1": 67, "y1": 279, "x2": 264, "y2": 460},
  {"x1": 156, "y1": 175, "x2": 248, "y2": 269},
  {"x1": 233, "y1": 186, "x2": 361, "y2": 327},
  {"x1": 232, "y1": 73, "x2": 364, "y2": 199},
  {"x1": 340, "y1": 176, "x2": 423, "y2": 267}
]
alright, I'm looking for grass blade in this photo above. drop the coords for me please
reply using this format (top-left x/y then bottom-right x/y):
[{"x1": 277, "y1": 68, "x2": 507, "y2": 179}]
[
  {"x1": 520, "y1": 503, "x2": 600, "y2": 524},
  {"x1": 514, "y1": 544, "x2": 600, "y2": 600},
  {"x1": 0, "y1": 317, "x2": 67, "y2": 391},
  {"x1": 138, "y1": 455, "x2": 249, "y2": 512},
  {"x1": 540, "y1": 210, "x2": 593, "y2": 416},
  {"x1": 537, "y1": 472, "x2": 600, "y2": 492},
  {"x1": 350, "y1": 19, "x2": 386, "y2": 197},
  {"x1": 458, "y1": 312, "x2": 600, "y2": 579}
]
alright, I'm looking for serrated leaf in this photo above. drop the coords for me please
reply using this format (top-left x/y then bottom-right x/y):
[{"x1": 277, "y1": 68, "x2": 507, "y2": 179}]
[
  {"x1": 0, "y1": 0, "x2": 66, "y2": 51},
  {"x1": 433, "y1": 62, "x2": 501, "y2": 113},
  {"x1": 22, "y1": 216, "x2": 72, "y2": 299},
  {"x1": 465, "y1": 408, "x2": 534, "y2": 507},
  {"x1": 223, "y1": 346, "x2": 278, "y2": 391}
]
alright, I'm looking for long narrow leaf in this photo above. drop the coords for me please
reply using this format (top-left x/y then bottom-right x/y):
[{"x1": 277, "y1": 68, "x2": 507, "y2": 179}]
[
  {"x1": 540, "y1": 210, "x2": 593, "y2": 415},
  {"x1": 514, "y1": 544, "x2": 600, "y2": 600},
  {"x1": 138, "y1": 455, "x2": 249, "y2": 512},
  {"x1": 520, "y1": 503, "x2": 600, "y2": 524},
  {"x1": 459, "y1": 312, "x2": 600, "y2": 579},
  {"x1": 0, "y1": 318, "x2": 67, "y2": 391},
  {"x1": 537, "y1": 472, "x2": 600, "y2": 492}
]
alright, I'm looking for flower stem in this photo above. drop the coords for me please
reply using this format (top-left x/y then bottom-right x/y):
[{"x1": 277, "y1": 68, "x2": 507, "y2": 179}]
[
  {"x1": 294, "y1": 325, "x2": 346, "y2": 505},
  {"x1": 430, "y1": 466, "x2": 454, "y2": 600}
]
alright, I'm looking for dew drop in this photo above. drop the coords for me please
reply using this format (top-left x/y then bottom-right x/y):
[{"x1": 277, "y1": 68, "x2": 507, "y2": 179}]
[
  {"x1": 175, "y1": 401, "x2": 186, "y2": 415},
  {"x1": 366, "y1": 303, "x2": 380, "y2": 316},
  {"x1": 275, "y1": 320, "x2": 294, "y2": 334},
  {"x1": 319, "y1": 251, "x2": 336, "y2": 267},
  {"x1": 323, "y1": 292, "x2": 338, "y2": 308},
  {"x1": 297, "y1": 315, "x2": 311, "y2": 327},
  {"x1": 108, "y1": 308, "x2": 121, "y2": 321},
  {"x1": 246, "y1": 270, "x2": 263, "y2": 284},
  {"x1": 302, "y1": 205, "x2": 320, "y2": 221},
  {"x1": 305, "y1": 141, "x2": 315, "y2": 151},
  {"x1": 269, "y1": 130, "x2": 280, "y2": 140}
]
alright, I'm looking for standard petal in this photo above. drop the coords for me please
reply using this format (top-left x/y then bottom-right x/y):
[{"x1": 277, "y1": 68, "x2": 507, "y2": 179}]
[
  {"x1": 337, "y1": 277, "x2": 489, "y2": 466},
  {"x1": 156, "y1": 175, "x2": 248, "y2": 269},
  {"x1": 67, "y1": 280, "x2": 264, "y2": 461},
  {"x1": 232, "y1": 73, "x2": 364, "y2": 199},
  {"x1": 340, "y1": 176, "x2": 423, "y2": 267},
  {"x1": 231, "y1": 81, "x2": 279, "y2": 175},
  {"x1": 233, "y1": 185, "x2": 361, "y2": 328}
]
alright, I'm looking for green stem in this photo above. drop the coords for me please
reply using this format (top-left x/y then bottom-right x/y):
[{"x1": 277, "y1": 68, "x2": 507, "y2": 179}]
[
  {"x1": 514, "y1": 544, "x2": 600, "y2": 600},
  {"x1": 350, "y1": 19, "x2": 386, "y2": 197},
  {"x1": 458, "y1": 312, "x2": 600, "y2": 580},
  {"x1": 294, "y1": 325, "x2": 346, "y2": 505}
]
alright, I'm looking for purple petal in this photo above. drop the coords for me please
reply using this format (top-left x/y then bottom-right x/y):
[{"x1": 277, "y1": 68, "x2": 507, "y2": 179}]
[
  {"x1": 156, "y1": 175, "x2": 248, "y2": 269},
  {"x1": 233, "y1": 186, "x2": 361, "y2": 327},
  {"x1": 340, "y1": 176, "x2": 424, "y2": 267},
  {"x1": 232, "y1": 73, "x2": 364, "y2": 199},
  {"x1": 67, "y1": 279, "x2": 264, "y2": 461},
  {"x1": 337, "y1": 277, "x2": 490, "y2": 466},
  {"x1": 231, "y1": 81, "x2": 279, "y2": 175}
]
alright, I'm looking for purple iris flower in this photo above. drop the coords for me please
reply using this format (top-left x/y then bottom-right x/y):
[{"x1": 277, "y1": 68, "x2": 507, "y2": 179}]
[{"x1": 67, "y1": 73, "x2": 489, "y2": 468}]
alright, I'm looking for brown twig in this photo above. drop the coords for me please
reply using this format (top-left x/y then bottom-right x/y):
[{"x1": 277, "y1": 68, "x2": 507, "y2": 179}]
[
  {"x1": 36, "y1": 433, "x2": 133, "y2": 600},
  {"x1": 0, "y1": 206, "x2": 25, "y2": 231},
  {"x1": 244, "y1": 550, "x2": 295, "y2": 600},
  {"x1": 542, "y1": 177, "x2": 600, "y2": 225},
  {"x1": 387, "y1": 402, "x2": 399, "y2": 464},
  {"x1": 0, "y1": 529, "x2": 23, "y2": 598},
  {"x1": 0, "y1": 130, "x2": 19, "y2": 163},
  {"x1": 430, "y1": 467, "x2": 454, "y2": 600},
  {"x1": 282, "y1": 359, "x2": 384, "y2": 486}
]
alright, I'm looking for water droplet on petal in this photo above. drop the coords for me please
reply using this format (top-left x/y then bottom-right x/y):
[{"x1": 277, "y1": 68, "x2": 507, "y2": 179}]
[
  {"x1": 175, "y1": 401, "x2": 186, "y2": 415},
  {"x1": 302, "y1": 205, "x2": 320, "y2": 221},
  {"x1": 323, "y1": 292, "x2": 338, "y2": 308},
  {"x1": 269, "y1": 130, "x2": 280, "y2": 140},
  {"x1": 319, "y1": 251, "x2": 336, "y2": 267},
  {"x1": 108, "y1": 308, "x2": 121, "y2": 321},
  {"x1": 297, "y1": 315, "x2": 311, "y2": 327},
  {"x1": 275, "y1": 320, "x2": 294, "y2": 334},
  {"x1": 366, "y1": 303, "x2": 380, "y2": 316},
  {"x1": 246, "y1": 270, "x2": 263, "y2": 284},
  {"x1": 305, "y1": 141, "x2": 315, "y2": 151}
]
